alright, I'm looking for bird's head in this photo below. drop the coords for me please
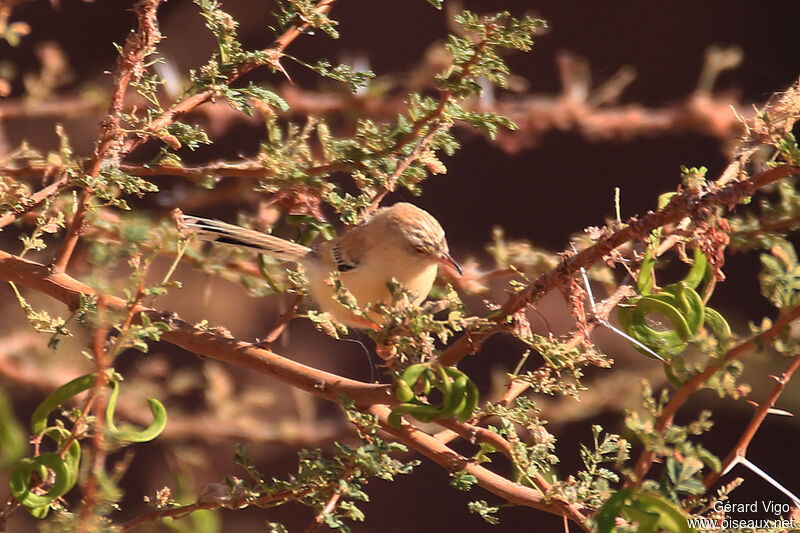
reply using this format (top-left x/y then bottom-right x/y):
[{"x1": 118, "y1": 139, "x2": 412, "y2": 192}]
[{"x1": 373, "y1": 203, "x2": 462, "y2": 275}]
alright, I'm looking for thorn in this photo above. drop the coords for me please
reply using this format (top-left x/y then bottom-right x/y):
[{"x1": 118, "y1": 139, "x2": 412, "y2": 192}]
[
  {"x1": 738, "y1": 456, "x2": 800, "y2": 507},
  {"x1": 268, "y1": 49, "x2": 293, "y2": 85},
  {"x1": 767, "y1": 407, "x2": 794, "y2": 417},
  {"x1": 580, "y1": 267, "x2": 667, "y2": 362},
  {"x1": 721, "y1": 454, "x2": 741, "y2": 476}
]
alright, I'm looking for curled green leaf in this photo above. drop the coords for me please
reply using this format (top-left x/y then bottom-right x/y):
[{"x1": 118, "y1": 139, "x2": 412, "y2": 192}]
[
  {"x1": 43, "y1": 428, "x2": 81, "y2": 494},
  {"x1": 596, "y1": 489, "x2": 692, "y2": 533},
  {"x1": 637, "y1": 247, "x2": 656, "y2": 297},
  {"x1": 30, "y1": 374, "x2": 95, "y2": 436},
  {"x1": 441, "y1": 370, "x2": 468, "y2": 418},
  {"x1": 619, "y1": 283, "x2": 706, "y2": 359},
  {"x1": 683, "y1": 248, "x2": 708, "y2": 290},
  {"x1": 394, "y1": 380, "x2": 415, "y2": 403},
  {"x1": 9, "y1": 452, "x2": 71, "y2": 510},
  {"x1": 459, "y1": 377, "x2": 480, "y2": 423},
  {"x1": 703, "y1": 307, "x2": 732, "y2": 352},
  {"x1": 105, "y1": 380, "x2": 167, "y2": 443}
]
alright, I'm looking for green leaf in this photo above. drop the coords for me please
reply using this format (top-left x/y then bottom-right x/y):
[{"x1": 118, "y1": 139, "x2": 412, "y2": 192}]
[
  {"x1": 596, "y1": 489, "x2": 692, "y2": 533},
  {"x1": 9, "y1": 453, "x2": 72, "y2": 512},
  {"x1": 0, "y1": 387, "x2": 26, "y2": 469},
  {"x1": 225, "y1": 83, "x2": 289, "y2": 115},
  {"x1": 30, "y1": 374, "x2": 95, "y2": 435},
  {"x1": 468, "y1": 500, "x2": 500, "y2": 525},
  {"x1": 450, "y1": 470, "x2": 478, "y2": 491},
  {"x1": 105, "y1": 380, "x2": 167, "y2": 443}
]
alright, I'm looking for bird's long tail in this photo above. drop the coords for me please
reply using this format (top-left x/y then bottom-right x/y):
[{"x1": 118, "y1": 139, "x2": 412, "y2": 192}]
[{"x1": 182, "y1": 216, "x2": 311, "y2": 262}]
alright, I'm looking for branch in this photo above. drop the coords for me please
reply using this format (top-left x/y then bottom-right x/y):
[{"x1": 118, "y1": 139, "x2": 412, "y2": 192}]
[
  {"x1": 0, "y1": 249, "x2": 392, "y2": 407},
  {"x1": 119, "y1": 0, "x2": 338, "y2": 157},
  {"x1": 703, "y1": 353, "x2": 800, "y2": 489},
  {"x1": 118, "y1": 488, "x2": 310, "y2": 532},
  {"x1": 0, "y1": 173, "x2": 70, "y2": 229},
  {"x1": 368, "y1": 405, "x2": 590, "y2": 531},
  {"x1": 76, "y1": 300, "x2": 111, "y2": 533},
  {"x1": 439, "y1": 164, "x2": 800, "y2": 366},
  {"x1": 628, "y1": 304, "x2": 800, "y2": 486},
  {"x1": 0, "y1": 343, "x2": 349, "y2": 445},
  {"x1": 51, "y1": 0, "x2": 165, "y2": 273},
  {"x1": 280, "y1": 84, "x2": 750, "y2": 154},
  {"x1": 304, "y1": 490, "x2": 341, "y2": 533}
]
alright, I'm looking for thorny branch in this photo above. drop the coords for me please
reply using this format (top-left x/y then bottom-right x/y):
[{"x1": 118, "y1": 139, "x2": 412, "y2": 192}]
[
  {"x1": 369, "y1": 404, "x2": 591, "y2": 531},
  {"x1": 75, "y1": 300, "x2": 111, "y2": 533},
  {"x1": 628, "y1": 304, "x2": 800, "y2": 487},
  {"x1": 118, "y1": 488, "x2": 314, "y2": 532},
  {"x1": 51, "y1": 0, "x2": 165, "y2": 274},
  {"x1": 439, "y1": 163, "x2": 800, "y2": 367},
  {"x1": 1, "y1": 0, "x2": 799, "y2": 528},
  {"x1": 0, "y1": 249, "x2": 392, "y2": 406},
  {"x1": 1, "y1": 154, "x2": 800, "y2": 528},
  {"x1": 703, "y1": 353, "x2": 800, "y2": 489},
  {"x1": 119, "y1": 0, "x2": 338, "y2": 157},
  {"x1": 2, "y1": 0, "x2": 337, "y2": 267}
]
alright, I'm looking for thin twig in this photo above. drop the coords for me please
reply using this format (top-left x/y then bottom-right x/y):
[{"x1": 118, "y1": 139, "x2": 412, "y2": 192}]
[
  {"x1": 260, "y1": 293, "x2": 303, "y2": 346},
  {"x1": 51, "y1": 0, "x2": 165, "y2": 273},
  {"x1": 304, "y1": 491, "x2": 341, "y2": 533},
  {"x1": 76, "y1": 298, "x2": 111, "y2": 533},
  {"x1": 120, "y1": 0, "x2": 338, "y2": 157},
  {"x1": 369, "y1": 404, "x2": 590, "y2": 531},
  {"x1": 703, "y1": 353, "x2": 800, "y2": 489},
  {"x1": 118, "y1": 488, "x2": 309, "y2": 531},
  {"x1": 628, "y1": 304, "x2": 800, "y2": 487},
  {"x1": 439, "y1": 163, "x2": 800, "y2": 367},
  {"x1": 0, "y1": 173, "x2": 70, "y2": 229}
]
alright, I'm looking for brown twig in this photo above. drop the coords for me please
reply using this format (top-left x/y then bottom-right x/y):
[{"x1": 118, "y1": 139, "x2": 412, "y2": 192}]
[
  {"x1": 118, "y1": 488, "x2": 310, "y2": 532},
  {"x1": 496, "y1": 283, "x2": 634, "y2": 408},
  {"x1": 703, "y1": 353, "x2": 800, "y2": 489},
  {"x1": 439, "y1": 163, "x2": 800, "y2": 367},
  {"x1": 119, "y1": 500, "x2": 220, "y2": 532},
  {"x1": 0, "y1": 173, "x2": 70, "y2": 229},
  {"x1": 0, "y1": 342, "x2": 348, "y2": 445},
  {"x1": 51, "y1": 0, "x2": 164, "y2": 274},
  {"x1": 366, "y1": 122, "x2": 444, "y2": 214},
  {"x1": 363, "y1": 39, "x2": 491, "y2": 216},
  {"x1": 434, "y1": 418, "x2": 513, "y2": 458},
  {"x1": 119, "y1": 0, "x2": 338, "y2": 157},
  {"x1": 261, "y1": 293, "x2": 303, "y2": 346},
  {"x1": 304, "y1": 491, "x2": 342, "y2": 533},
  {"x1": 369, "y1": 404, "x2": 590, "y2": 531},
  {"x1": 628, "y1": 304, "x2": 800, "y2": 487},
  {"x1": 0, "y1": 249, "x2": 393, "y2": 407},
  {"x1": 76, "y1": 299, "x2": 111, "y2": 533}
]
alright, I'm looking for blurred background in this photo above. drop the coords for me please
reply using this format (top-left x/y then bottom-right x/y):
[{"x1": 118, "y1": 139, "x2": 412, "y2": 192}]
[{"x1": 1, "y1": 0, "x2": 800, "y2": 531}]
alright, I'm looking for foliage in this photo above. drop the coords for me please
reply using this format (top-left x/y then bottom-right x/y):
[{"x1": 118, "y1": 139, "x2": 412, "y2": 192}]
[{"x1": 0, "y1": 0, "x2": 799, "y2": 532}]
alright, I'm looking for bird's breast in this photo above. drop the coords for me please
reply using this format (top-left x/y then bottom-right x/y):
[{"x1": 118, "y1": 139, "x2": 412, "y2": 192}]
[{"x1": 304, "y1": 252, "x2": 438, "y2": 327}]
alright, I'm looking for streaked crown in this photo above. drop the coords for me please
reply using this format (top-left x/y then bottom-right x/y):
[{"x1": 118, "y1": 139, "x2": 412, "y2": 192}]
[{"x1": 371, "y1": 202, "x2": 448, "y2": 255}]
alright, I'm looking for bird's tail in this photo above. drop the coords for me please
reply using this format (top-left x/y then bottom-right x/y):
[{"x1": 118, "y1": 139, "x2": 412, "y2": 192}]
[{"x1": 182, "y1": 216, "x2": 311, "y2": 263}]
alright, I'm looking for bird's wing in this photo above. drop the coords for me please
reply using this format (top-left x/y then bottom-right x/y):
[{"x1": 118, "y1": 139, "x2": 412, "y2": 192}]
[
  {"x1": 310, "y1": 226, "x2": 368, "y2": 273},
  {"x1": 183, "y1": 215, "x2": 311, "y2": 262}
]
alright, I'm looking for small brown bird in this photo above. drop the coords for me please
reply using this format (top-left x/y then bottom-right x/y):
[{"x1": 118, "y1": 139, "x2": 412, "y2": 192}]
[{"x1": 183, "y1": 203, "x2": 461, "y2": 328}]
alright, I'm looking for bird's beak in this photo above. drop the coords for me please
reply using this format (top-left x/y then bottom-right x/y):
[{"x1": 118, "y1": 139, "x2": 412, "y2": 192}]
[{"x1": 438, "y1": 253, "x2": 463, "y2": 276}]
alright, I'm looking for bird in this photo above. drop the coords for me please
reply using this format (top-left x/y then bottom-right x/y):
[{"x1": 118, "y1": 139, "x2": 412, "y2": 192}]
[{"x1": 182, "y1": 203, "x2": 462, "y2": 329}]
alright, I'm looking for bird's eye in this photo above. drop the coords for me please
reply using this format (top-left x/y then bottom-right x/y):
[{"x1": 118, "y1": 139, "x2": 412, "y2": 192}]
[{"x1": 413, "y1": 246, "x2": 427, "y2": 255}]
